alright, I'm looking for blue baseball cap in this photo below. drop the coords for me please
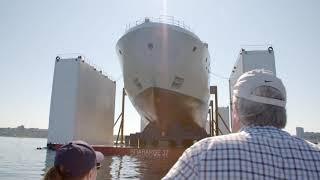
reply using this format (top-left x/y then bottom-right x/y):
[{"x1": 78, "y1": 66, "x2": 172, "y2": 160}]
[{"x1": 54, "y1": 140, "x2": 104, "y2": 177}]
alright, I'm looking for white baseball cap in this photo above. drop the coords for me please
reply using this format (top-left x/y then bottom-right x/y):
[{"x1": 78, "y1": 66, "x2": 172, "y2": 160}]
[{"x1": 233, "y1": 69, "x2": 286, "y2": 107}]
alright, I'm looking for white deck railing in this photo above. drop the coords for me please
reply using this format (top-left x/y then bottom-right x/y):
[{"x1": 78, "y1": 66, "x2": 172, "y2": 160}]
[
  {"x1": 55, "y1": 53, "x2": 115, "y2": 82},
  {"x1": 125, "y1": 15, "x2": 193, "y2": 33}
]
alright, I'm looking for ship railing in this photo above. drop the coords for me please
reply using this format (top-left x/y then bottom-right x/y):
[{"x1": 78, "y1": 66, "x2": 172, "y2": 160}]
[
  {"x1": 239, "y1": 44, "x2": 274, "y2": 52},
  {"x1": 55, "y1": 53, "x2": 115, "y2": 82},
  {"x1": 125, "y1": 15, "x2": 193, "y2": 33},
  {"x1": 56, "y1": 53, "x2": 87, "y2": 61}
]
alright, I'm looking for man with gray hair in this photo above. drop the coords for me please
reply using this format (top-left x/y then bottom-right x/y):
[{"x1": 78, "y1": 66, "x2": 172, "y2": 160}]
[{"x1": 163, "y1": 69, "x2": 320, "y2": 180}]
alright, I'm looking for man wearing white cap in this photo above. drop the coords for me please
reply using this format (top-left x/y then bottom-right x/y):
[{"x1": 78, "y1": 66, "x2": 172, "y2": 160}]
[{"x1": 163, "y1": 69, "x2": 320, "y2": 180}]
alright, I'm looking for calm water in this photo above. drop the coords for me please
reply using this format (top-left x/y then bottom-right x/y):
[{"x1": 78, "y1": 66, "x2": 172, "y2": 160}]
[{"x1": 0, "y1": 137, "x2": 180, "y2": 180}]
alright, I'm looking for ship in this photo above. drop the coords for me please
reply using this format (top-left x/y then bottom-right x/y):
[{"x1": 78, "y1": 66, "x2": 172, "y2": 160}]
[{"x1": 116, "y1": 16, "x2": 211, "y2": 146}]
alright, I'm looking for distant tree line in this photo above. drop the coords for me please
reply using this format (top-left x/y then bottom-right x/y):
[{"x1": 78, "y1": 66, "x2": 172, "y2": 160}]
[{"x1": 0, "y1": 125, "x2": 47, "y2": 138}]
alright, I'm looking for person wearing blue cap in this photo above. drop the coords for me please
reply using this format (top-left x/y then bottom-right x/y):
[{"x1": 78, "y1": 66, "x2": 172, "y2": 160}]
[{"x1": 44, "y1": 140, "x2": 104, "y2": 180}]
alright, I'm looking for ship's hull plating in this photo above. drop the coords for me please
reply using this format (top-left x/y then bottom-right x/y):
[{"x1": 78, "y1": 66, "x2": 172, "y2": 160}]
[
  {"x1": 116, "y1": 21, "x2": 210, "y2": 134},
  {"x1": 135, "y1": 87, "x2": 208, "y2": 131}
]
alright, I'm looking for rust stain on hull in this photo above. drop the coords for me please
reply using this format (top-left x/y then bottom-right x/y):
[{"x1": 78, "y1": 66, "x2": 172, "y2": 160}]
[{"x1": 134, "y1": 87, "x2": 208, "y2": 133}]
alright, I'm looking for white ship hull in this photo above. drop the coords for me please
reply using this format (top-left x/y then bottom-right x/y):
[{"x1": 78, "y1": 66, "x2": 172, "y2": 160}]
[{"x1": 116, "y1": 19, "x2": 210, "y2": 134}]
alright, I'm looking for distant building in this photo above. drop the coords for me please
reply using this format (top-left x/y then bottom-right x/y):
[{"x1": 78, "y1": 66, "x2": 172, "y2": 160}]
[
  {"x1": 17, "y1": 125, "x2": 25, "y2": 130},
  {"x1": 296, "y1": 127, "x2": 304, "y2": 138}
]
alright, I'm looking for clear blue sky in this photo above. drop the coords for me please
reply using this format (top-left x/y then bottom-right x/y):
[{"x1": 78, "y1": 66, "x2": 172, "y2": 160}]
[{"x1": 1, "y1": 0, "x2": 319, "y2": 135}]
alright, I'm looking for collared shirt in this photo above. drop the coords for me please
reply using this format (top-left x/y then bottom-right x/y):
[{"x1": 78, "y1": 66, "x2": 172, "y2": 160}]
[{"x1": 163, "y1": 126, "x2": 320, "y2": 180}]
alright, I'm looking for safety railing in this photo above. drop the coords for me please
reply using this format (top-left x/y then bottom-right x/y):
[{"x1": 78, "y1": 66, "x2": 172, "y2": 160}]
[
  {"x1": 125, "y1": 15, "x2": 193, "y2": 33},
  {"x1": 55, "y1": 53, "x2": 115, "y2": 82}
]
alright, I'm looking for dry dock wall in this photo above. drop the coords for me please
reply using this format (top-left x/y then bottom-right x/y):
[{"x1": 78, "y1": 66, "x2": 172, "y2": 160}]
[
  {"x1": 229, "y1": 47, "x2": 276, "y2": 130},
  {"x1": 48, "y1": 57, "x2": 115, "y2": 145},
  {"x1": 229, "y1": 47, "x2": 276, "y2": 90}
]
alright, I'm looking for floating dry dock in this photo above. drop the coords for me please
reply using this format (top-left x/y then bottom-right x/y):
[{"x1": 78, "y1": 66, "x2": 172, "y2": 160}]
[{"x1": 49, "y1": 144, "x2": 185, "y2": 158}]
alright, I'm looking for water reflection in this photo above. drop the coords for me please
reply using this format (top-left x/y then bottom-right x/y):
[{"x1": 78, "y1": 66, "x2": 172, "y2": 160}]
[
  {"x1": 110, "y1": 156, "x2": 141, "y2": 179},
  {"x1": 43, "y1": 150, "x2": 181, "y2": 180},
  {"x1": 0, "y1": 137, "x2": 182, "y2": 179},
  {"x1": 96, "y1": 154, "x2": 113, "y2": 179},
  {"x1": 42, "y1": 150, "x2": 55, "y2": 176},
  {"x1": 108, "y1": 153, "x2": 181, "y2": 180}
]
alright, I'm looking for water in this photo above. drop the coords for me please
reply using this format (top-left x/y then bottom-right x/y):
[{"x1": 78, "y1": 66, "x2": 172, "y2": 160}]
[{"x1": 0, "y1": 137, "x2": 180, "y2": 180}]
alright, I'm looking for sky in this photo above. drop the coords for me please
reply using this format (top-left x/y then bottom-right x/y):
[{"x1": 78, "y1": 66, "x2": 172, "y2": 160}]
[{"x1": 0, "y1": 0, "x2": 319, "y2": 135}]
